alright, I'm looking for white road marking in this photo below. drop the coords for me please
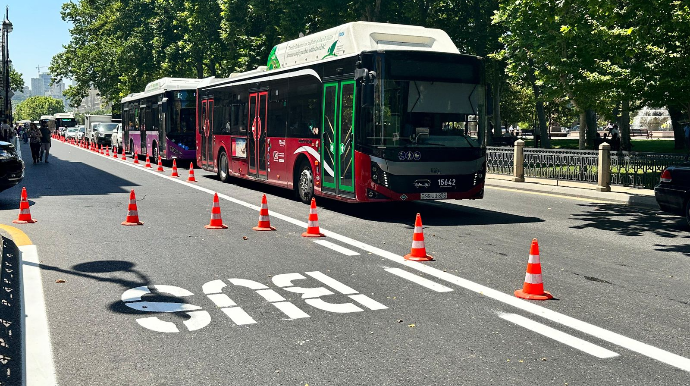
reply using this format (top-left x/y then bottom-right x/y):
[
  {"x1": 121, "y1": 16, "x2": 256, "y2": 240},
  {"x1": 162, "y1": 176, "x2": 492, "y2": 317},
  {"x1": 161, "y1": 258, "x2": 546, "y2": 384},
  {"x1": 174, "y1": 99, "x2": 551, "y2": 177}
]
[
  {"x1": 384, "y1": 267, "x2": 453, "y2": 292},
  {"x1": 312, "y1": 239, "x2": 360, "y2": 256},
  {"x1": 69, "y1": 142, "x2": 690, "y2": 372},
  {"x1": 499, "y1": 313, "x2": 619, "y2": 359},
  {"x1": 21, "y1": 245, "x2": 58, "y2": 386},
  {"x1": 306, "y1": 271, "x2": 358, "y2": 294},
  {"x1": 222, "y1": 307, "x2": 257, "y2": 325},
  {"x1": 272, "y1": 301, "x2": 311, "y2": 320}
]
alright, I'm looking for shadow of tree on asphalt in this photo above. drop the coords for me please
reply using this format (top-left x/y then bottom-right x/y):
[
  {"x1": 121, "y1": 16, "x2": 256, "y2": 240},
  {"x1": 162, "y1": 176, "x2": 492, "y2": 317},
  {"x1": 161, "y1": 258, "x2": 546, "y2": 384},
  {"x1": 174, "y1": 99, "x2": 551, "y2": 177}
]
[
  {"x1": 570, "y1": 203, "x2": 689, "y2": 239},
  {"x1": 37, "y1": 259, "x2": 190, "y2": 320}
]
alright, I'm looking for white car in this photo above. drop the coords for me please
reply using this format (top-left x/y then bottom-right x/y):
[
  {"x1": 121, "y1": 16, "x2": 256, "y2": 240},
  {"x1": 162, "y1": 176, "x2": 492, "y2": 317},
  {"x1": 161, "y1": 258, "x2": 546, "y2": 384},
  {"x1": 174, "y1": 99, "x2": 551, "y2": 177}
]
[
  {"x1": 65, "y1": 128, "x2": 79, "y2": 140},
  {"x1": 111, "y1": 124, "x2": 123, "y2": 150}
]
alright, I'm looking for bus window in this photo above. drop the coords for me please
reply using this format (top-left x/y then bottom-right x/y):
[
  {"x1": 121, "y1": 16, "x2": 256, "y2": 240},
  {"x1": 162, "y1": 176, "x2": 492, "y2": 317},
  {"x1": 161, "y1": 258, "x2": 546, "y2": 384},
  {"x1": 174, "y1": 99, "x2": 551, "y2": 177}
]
[{"x1": 287, "y1": 76, "x2": 320, "y2": 138}]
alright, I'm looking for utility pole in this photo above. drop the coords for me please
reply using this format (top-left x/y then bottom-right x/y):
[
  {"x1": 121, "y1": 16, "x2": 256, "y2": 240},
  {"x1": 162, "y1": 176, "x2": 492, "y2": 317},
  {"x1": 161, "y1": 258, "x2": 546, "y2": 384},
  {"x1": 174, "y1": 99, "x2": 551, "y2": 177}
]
[{"x1": 1, "y1": 6, "x2": 12, "y2": 123}]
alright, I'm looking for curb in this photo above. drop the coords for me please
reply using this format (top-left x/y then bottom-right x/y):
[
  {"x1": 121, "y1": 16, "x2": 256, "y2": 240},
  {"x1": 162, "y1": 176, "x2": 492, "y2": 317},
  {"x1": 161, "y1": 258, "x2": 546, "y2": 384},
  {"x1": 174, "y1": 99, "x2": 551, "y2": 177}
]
[{"x1": 485, "y1": 178, "x2": 660, "y2": 210}]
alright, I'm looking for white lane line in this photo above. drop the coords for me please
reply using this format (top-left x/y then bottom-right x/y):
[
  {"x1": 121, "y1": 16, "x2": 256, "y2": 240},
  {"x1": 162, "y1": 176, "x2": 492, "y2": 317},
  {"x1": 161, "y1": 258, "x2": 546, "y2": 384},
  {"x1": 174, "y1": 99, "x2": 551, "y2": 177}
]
[
  {"x1": 312, "y1": 240, "x2": 360, "y2": 256},
  {"x1": 384, "y1": 267, "x2": 453, "y2": 292},
  {"x1": 20, "y1": 245, "x2": 58, "y2": 386},
  {"x1": 306, "y1": 271, "x2": 358, "y2": 295},
  {"x1": 65, "y1": 142, "x2": 690, "y2": 372},
  {"x1": 499, "y1": 313, "x2": 619, "y2": 359}
]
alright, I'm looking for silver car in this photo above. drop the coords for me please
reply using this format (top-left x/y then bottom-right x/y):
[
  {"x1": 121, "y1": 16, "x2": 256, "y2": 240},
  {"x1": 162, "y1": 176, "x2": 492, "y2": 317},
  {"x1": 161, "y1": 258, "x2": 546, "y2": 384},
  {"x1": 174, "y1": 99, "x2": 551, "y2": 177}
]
[{"x1": 111, "y1": 124, "x2": 123, "y2": 150}]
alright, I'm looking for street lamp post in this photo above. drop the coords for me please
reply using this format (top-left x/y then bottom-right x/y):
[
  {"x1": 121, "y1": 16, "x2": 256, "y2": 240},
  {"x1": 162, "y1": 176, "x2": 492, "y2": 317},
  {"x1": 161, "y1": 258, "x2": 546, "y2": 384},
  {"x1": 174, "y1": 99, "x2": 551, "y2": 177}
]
[{"x1": 1, "y1": 6, "x2": 13, "y2": 123}]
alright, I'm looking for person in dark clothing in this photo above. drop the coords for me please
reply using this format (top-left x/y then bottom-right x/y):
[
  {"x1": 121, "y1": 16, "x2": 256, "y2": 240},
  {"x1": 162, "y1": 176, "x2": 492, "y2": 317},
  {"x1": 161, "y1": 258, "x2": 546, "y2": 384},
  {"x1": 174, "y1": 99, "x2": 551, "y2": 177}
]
[
  {"x1": 28, "y1": 123, "x2": 42, "y2": 164},
  {"x1": 39, "y1": 121, "x2": 52, "y2": 163}
]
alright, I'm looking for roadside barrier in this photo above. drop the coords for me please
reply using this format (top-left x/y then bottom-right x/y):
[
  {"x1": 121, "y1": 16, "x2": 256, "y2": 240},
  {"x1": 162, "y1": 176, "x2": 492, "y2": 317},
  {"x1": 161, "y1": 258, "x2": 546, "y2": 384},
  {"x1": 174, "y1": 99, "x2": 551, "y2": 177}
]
[
  {"x1": 12, "y1": 187, "x2": 37, "y2": 224},
  {"x1": 205, "y1": 193, "x2": 228, "y2": 229},
  {"x1": 156, "y1": 159, "x2": 164, "y2": 172},
  {"x1": 302, "y1": 198, "x2": 325, "y2": 237},
  {"x1": 253, "y1": 194, "x2": 276, "y2": 231},
  {"x1": 404, "y1": 213, "x2": 433, "y2": 261},
  {"x1": 188, "y1": 163, "x2": 197, "y2": 182},
  {"x1": 145, "y1": 154, "x2": 152, "y2": 168},
  {"x1": 121, "y1": 190, "x2": 144, "y2": 226},
  {"x1": 514, "y1": 238, "x2": 553, "y2": 300},
  {"x1": 171, "y1": 159, "x2": 179, "y2": 177}
]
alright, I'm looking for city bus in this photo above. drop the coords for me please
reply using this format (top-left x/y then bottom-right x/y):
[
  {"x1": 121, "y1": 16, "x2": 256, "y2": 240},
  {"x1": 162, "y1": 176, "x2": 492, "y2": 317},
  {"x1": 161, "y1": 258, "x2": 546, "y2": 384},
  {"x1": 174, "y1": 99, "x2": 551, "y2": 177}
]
[
  {"x1": 54, "y1": 112, "x2": 77, "y2": 130},
  {"x1": 39, "y1": 115, "x2": 56, "y2": 131},
  {"x1": 197, "y1": 22, "x2": 487, "y2": 203},
  {"x1": 121, "y1": 78, "x2": 200, "y2": 162}
]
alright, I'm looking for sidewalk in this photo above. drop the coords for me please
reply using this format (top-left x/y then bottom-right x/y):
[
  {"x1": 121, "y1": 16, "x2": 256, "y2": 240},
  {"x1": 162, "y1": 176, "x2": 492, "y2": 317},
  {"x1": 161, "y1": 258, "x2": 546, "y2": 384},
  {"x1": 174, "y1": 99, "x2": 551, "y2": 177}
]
[{"x1": 485, "y1": 174, "x2": 659, "y2": 209}]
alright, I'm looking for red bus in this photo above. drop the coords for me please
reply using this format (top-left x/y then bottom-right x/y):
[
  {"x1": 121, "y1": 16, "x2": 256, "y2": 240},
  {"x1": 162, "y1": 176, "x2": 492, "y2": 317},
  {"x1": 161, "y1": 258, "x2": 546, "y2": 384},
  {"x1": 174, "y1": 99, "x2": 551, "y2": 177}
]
[{"x1": 197, "y1": 22, "x2": 487, "y2": 203}]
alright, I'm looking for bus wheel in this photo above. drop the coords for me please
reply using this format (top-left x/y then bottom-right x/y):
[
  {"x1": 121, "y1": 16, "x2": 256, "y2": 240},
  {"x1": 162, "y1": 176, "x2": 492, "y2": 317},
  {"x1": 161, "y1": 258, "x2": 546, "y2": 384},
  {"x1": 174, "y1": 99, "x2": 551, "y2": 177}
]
[
  {"x1": 151, "y1": 142, "x2": 158, "y2": 163},
  {"x1": 129, "y1": 140, "x2": 134, "y2": 157},
  {"x1": 218, "y1": 151, "x2": 230, "y2": 183},
  {"x1": 296, "y1": 162, "x2": 314, "y2": 204}
]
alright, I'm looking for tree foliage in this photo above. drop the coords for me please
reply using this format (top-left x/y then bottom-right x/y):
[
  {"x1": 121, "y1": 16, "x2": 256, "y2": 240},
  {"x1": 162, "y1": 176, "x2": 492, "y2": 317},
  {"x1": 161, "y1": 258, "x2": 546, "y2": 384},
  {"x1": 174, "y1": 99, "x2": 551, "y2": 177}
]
[
  {"x1": 14, "y1": 96, "x2": 66, "y2": 122},
  {"x1": 9, "y1": 66, "x2": 24, "y2": 93}
]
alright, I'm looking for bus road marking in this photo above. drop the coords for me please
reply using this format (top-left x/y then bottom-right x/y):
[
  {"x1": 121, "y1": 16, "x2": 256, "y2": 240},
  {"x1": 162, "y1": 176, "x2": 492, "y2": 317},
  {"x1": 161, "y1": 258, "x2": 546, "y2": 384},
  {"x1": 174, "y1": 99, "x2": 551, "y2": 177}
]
[
  {"x1": 70, "y1": 142, "x2": 690, "y2": 372},
  {"x1": 499, "y1": 313, "x2": 619, "y2": 359},
  {"x1": 312, "y1": 240, "x2": 360, "y2": 256},
  {"x1": 384, "y1": 268, "x2": 453, "y2": 292}
]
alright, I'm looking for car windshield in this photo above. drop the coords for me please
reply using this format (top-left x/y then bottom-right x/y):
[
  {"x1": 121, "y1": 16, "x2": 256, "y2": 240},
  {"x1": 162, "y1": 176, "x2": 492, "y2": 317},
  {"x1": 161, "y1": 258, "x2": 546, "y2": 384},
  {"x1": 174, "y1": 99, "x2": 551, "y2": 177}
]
[
  {"x1": 67, "y1": 128, "x2": 77, "y2": 132},
  {"x1": 97, "y1": 123, "x2": 119, "y2": 132}
]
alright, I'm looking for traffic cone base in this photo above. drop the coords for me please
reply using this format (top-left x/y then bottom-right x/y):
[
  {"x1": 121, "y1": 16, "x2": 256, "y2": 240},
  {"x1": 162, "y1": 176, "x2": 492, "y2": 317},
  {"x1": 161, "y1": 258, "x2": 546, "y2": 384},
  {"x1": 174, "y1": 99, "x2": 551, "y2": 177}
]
[
  {"x1": 302, "y1": 198, "x2": 325, "y2": 237},
  {"x1": 13, "y1": 187, "x2": 36, "y2": 224},
  {"x1": 171, "y1": 159, "x2": 179, "y2": 177},
  {"x1": 188, "y1": 163, "x2": 197, "y2": 182},
  {"x1": 404, "y1": 213, "x2": 433, "y2": 261},
  {"x1": 156, "y1": 159, "x2": 164, "y2": 172},
  {"x1": 253, "y1": 194, "x2": 276, "y2": 231},
  {"x1": 514, "y1": 239, "x2": 552, "y2": 300}
]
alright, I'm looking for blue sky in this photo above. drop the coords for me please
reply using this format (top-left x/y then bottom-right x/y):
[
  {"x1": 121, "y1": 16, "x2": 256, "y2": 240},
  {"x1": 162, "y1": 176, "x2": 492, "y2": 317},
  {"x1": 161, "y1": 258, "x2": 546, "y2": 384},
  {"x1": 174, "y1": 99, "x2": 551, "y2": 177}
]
[{"x1": 6, "y1": 0, "x2": 72, "y2": 88}]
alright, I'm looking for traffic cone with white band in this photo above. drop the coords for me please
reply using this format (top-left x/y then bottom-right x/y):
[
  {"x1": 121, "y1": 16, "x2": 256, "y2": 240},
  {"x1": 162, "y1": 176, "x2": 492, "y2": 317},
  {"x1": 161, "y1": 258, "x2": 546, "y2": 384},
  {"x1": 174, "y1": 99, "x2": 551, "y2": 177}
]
[
  {"x1": 105, "y1": 146, "x2": 110, "y2": 156},
  {"x1": 121, "y1": 190, "x2": 143, "y2": 226},
  {"x1": 514, "y1": 239, "x2": 553, "y2": 300},
  {"x1": 253, "y1": 194, "x2": 276, "y2": 231},
  {"x1": 302, "y1": 198, "x2": 325, "y2": 237},
  {"x1": 205, "y1": 193, "x2": 228, "y2": 229},
  {"x1": 404, "y1": 213, "x2": 433, "y2": 261},
  {"x1": 171, "y1": 159, "x2": 179, "y2": 177},
  {"x1": 188, "y1": 163, "x2": 197, "y2": 182},
  {"x1": 133, "y1": 151, "x2": 140, "y2": 164},
  {"x1": 144, "y1": 154, "x2": 152, "y2": 168},
  {"x1": 12, "y1": 187, "x2": 36, "y2": 224},
  {"x1": 156, "y1": 159, "x2": 164, "y2": 172},
  {"x1": 121, "y1": 147, "x2": 127, "y2": 160},
  {"x1": 113, "y1": 146, "x2": 119, "y2": 158}
]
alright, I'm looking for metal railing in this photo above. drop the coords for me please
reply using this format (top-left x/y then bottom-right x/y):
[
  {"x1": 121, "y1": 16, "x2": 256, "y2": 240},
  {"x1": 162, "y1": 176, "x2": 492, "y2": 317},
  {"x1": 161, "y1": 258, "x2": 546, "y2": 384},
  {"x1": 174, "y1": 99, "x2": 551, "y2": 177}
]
[
  {"x1": 611, "y1": 151, "x2": 686, "y2": 189},
  {"x1": 486, "y1": 146, "x2": 514, "y2": 176},
  {"x1": 523, "y1": 148, "x2": 599, "y2": 183}
]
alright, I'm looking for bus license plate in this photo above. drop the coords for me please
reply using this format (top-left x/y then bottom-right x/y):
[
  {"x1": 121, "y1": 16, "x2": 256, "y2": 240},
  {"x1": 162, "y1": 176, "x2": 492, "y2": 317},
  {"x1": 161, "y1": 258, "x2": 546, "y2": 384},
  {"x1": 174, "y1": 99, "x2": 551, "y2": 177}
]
[{"x1": 421, "y1": 192, "x2": 447, "y2": 200}]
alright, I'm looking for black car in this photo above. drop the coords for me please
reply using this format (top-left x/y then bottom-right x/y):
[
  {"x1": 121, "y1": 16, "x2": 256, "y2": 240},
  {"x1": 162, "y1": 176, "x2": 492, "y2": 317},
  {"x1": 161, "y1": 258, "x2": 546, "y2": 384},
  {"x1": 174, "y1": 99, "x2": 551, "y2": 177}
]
[
  {"x1": 0, "y1": 141, "x2": 25, "y2": 192},
  {"x1": 655, "y1": 165, "x2": 690, "y2": 224}
]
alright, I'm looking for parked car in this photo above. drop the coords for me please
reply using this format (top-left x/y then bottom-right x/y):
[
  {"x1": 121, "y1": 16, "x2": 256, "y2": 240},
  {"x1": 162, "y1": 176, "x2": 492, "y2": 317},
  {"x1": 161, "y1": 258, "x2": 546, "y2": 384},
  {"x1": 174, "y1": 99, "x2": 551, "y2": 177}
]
[
  {"x1": 65, "y1": 127, "x2": 79, "y2": 140},
  {"x1": 77, "y1": 126, "x2": 86, "y2": 140},
  {"x1": 655, "y1": 165, "x2": 690, "y2": 224},
  {"x1": 91, "y1": 122, "x2": 119, "y2": 146},
  {"x1": 111, "y1": 124, "x2": 123, "y2": 150},
  {"x1": 0, "y1": 141, "x2": 24, "y2": 193}
]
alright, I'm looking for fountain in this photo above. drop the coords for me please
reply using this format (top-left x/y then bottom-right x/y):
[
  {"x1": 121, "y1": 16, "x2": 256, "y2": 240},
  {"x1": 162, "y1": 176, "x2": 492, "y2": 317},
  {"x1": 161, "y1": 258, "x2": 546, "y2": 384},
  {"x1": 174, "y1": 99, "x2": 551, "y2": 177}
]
[{"x1": 631, "y1": 106, "x2": 672, "y2": 132}]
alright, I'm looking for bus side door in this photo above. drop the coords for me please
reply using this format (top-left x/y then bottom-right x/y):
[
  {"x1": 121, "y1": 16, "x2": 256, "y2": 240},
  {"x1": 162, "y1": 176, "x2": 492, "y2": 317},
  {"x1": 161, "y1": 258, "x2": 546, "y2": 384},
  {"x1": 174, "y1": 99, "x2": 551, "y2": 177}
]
[
  {"x1": 248, "y1": 91, "x2": 268, "y2": 179},
  {"x1": 322, "y1": 81, "x2": 356, "y2": 196},
  {"x1": 200, "y1": 99, "x2": 214, "y2": 170}
]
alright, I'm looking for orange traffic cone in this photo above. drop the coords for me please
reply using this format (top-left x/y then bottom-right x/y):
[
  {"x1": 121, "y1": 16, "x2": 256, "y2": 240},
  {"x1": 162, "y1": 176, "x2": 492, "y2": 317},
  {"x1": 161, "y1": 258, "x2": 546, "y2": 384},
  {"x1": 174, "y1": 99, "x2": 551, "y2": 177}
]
[
  {"x1": 133, "y1": 151, "x2": 140, "y2": 164},
  {"x1": 12, "y1": 187, "x2": 37, "y2": 224},
  {"x1": 101, "y1": 145, "x2": 105, "y2": 155},
  {"x1": 113, "y1": 146, "x2": 119, "y2": 158},
  {"x1": 144, "y1": 154, "x2": 152, "y2": 168},
  {"x1": 156, "y1": 159, "x2": 164, "y2": 172},
  {"x1": 105, "y1": 146, "x2": 110, "y2": 156},
  {"x1": 302, "y1": 198, "x2": 325, "y2": 237},
  {"x1": 205, "y1": 193, "x2": 228, "y2": 229},
  {"x1": 187, "y1": 163, "x2": 197, "y2": 182},
  {"x1": 121, "y1": 147, "x2": 127, "y2": 160},
  {"x1": 253, "y1": 194, "x2": 276, "y2": 231},
  {"x1": 121, "y1": 190, "x2": 144, "y2": 226},
  {"x1": 171, "y1": 159, "x2": 179, "y2": 177},
  {"x1": 404, "y1": 213, "x2": 433, "y2": 261},
  {"x1": 515, "y1": 239, "x2": 553, "y2": 300}
]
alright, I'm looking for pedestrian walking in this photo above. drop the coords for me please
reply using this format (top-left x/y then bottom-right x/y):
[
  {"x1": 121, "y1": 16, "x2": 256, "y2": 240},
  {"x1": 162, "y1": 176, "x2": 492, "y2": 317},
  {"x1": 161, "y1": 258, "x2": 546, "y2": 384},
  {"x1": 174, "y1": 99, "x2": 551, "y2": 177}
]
[
  {"x1": 39, "y1": 121, "x2": 52, "y2": 163},
  {"x1": 28, "y1": 123, "x2": 42, "y2": 164}
]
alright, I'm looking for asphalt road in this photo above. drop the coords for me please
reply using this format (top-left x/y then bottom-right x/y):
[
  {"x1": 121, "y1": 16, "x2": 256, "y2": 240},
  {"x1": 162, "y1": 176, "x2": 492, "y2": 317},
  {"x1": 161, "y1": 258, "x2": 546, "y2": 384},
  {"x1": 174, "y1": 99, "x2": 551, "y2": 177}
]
[{"x1": 3, "y1": 140, "x2": 690, "y2": 385}]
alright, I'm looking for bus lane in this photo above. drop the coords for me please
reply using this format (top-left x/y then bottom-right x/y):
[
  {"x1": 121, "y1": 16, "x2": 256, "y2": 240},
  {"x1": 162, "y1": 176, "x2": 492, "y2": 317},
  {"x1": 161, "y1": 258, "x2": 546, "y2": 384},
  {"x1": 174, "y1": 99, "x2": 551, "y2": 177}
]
[{"x1": 11, "y1": 141, "x2": 690, "y2": 385}]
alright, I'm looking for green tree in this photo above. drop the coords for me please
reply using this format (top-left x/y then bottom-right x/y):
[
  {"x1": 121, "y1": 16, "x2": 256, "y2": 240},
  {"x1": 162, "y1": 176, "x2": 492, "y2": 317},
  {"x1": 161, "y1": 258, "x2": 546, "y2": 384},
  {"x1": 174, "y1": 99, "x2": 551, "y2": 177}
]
[
  {"x1": 14, "y1": 96, "x2": 66, "y2": 122},
  {"x1": 9, "y1": 66, "x2": 24, "y2": 92}
]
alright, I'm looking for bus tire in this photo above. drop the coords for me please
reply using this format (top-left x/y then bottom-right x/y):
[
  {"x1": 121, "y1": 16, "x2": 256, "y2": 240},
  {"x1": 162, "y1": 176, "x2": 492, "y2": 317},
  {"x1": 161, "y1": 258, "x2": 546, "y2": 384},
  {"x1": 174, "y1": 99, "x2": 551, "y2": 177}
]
[
  {"x1": 295, "y1": 161, "x2": 314, "y2": 204},
  {"x1": 151, "y1": 141, "x2": 158, "y2": 163},
  {"x1": 129, "y1": 140, "x2": 134, "y2": 157},
  {"x1": 218, "y1": 150, "x2": 230, "y2": 183}
]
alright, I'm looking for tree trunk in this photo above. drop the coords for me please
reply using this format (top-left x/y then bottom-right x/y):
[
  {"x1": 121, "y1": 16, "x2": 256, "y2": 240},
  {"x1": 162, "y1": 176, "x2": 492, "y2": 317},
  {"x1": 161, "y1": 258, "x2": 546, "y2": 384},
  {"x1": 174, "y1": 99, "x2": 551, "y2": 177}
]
[
  {"x1": 585, "y1": 109, "x2": 598, "y2": 150},
  {"x1": 526, "y1": 59, "x2": 550, "y2": 148},
  {"x1": 621, "y1": 100, "x2": 631, "y2": 151},
  {"x1": 196, "y1": 60, "x2": 204, "y2": 79},
  {"x1": 578, "y1": 112, "x2": 586, "y2": 150},
  {"x1": 669, "y1": 106, "x2": 685, "y2": 150}
]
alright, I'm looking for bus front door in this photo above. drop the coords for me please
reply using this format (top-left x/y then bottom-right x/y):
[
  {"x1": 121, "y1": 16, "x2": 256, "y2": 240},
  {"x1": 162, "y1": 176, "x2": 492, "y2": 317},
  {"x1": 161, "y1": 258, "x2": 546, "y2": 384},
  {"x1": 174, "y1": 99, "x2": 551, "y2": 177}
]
[
  {"x1": 200, "y1": 99, "x2": 214, "y2": 170},
  {"x1": 248, "y1": 91, "x2": 268, "y2": 179},
  {"x1": 322, "y1": 81, "x2": 356, "y2": 196}
]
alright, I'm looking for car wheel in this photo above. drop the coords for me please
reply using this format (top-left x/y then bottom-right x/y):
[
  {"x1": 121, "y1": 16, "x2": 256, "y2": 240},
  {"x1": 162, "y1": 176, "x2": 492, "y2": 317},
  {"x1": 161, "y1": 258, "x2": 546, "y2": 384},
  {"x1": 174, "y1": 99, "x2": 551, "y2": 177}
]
[
  {"x1": 295, "y1": 161, "x2": 314, "y2": 204},
  {"x1": 218, "y1": 151, "x2": 230, "y2": 183}
]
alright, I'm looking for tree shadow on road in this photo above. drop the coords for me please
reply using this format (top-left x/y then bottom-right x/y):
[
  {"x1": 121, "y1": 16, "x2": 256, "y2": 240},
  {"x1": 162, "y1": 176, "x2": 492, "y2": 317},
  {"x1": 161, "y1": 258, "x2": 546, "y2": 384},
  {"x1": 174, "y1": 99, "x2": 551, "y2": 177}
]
[{"x1": 570, "y1": 203, "x2": 690, "y2": 240}]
